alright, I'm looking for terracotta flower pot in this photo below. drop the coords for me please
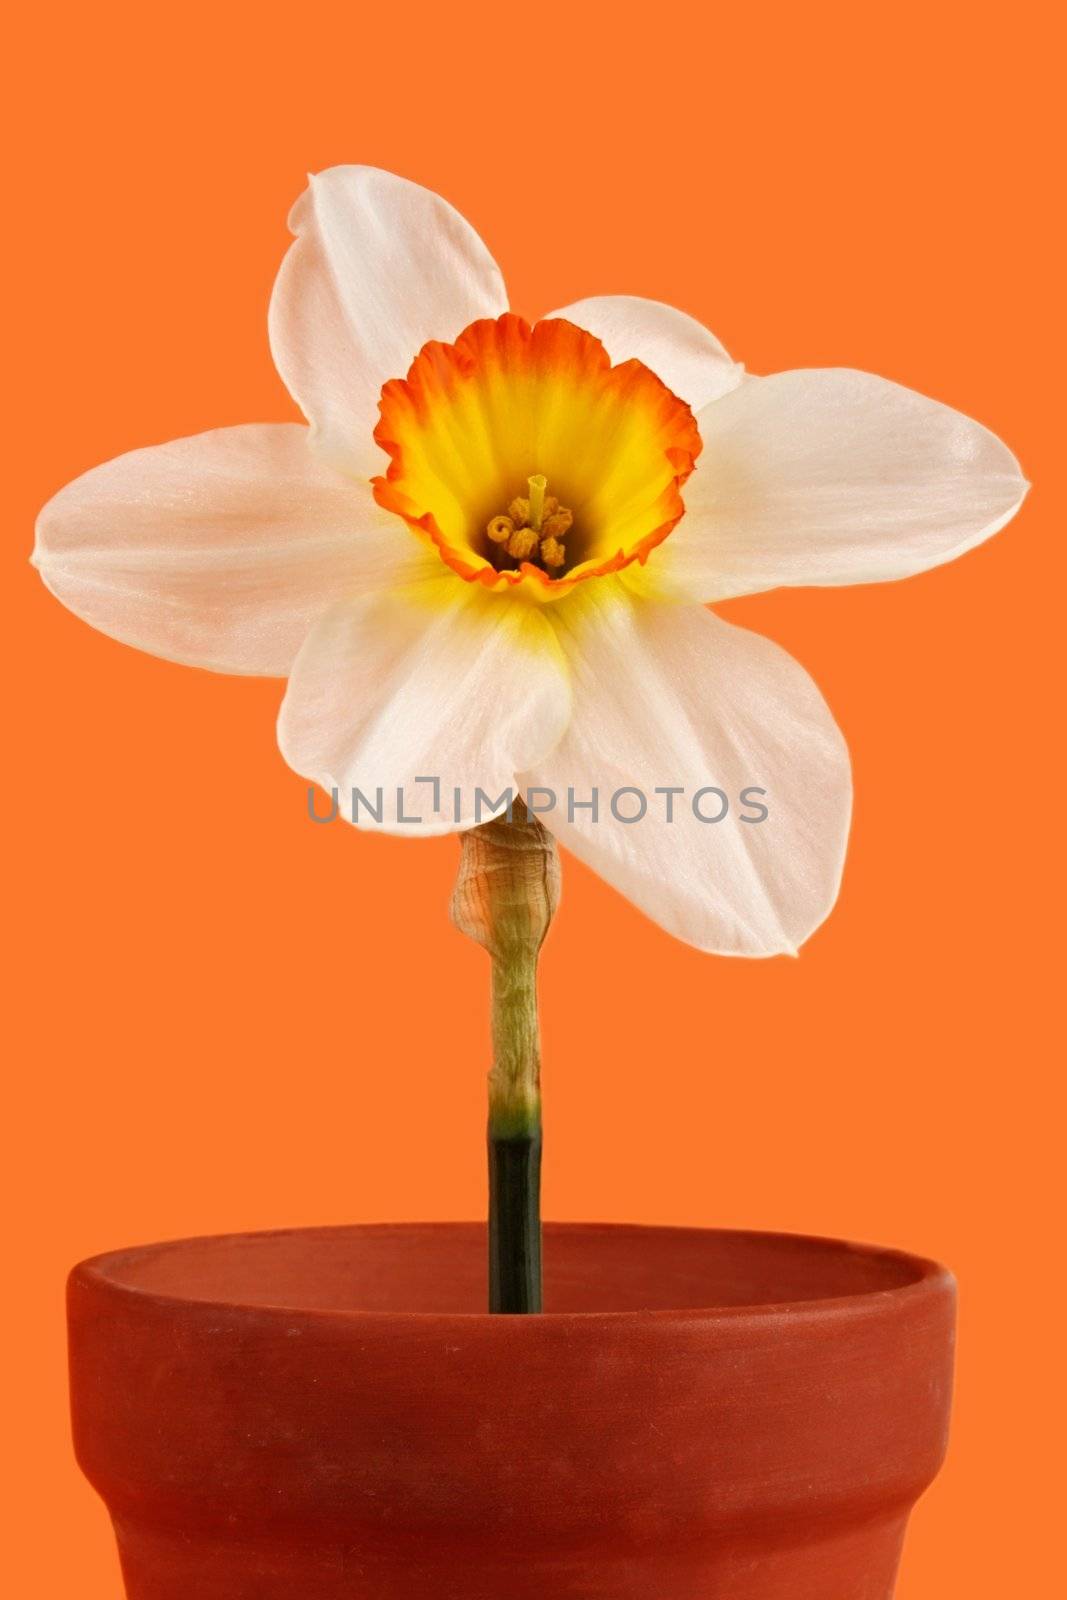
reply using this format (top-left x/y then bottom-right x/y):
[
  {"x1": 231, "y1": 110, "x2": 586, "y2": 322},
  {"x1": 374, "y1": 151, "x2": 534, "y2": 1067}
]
[{"x1": 68, "y1": 1222, "x2": 954, "y2": 1599}]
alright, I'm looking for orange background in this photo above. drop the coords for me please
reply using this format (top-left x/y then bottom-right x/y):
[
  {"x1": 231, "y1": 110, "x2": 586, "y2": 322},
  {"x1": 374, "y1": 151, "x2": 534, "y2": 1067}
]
[{"x1": 4, "y1": 2, "x2": 1062, "y2": 1594}]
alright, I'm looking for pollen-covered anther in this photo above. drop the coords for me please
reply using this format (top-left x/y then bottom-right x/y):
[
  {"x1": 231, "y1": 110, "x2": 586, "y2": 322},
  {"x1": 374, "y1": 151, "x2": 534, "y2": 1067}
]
[
  {"x1": 507, "y1": 497, "x2": 530, "y2": 528},
  {"x1": 541, "y1": 508, "x2": 573, "y2": 540},
  {"x1": 506, "y1": 526, "x2": 540, "y2": 560},
  {"x1": 540, "y1": 536, "x2": 566, "y2": 570},
  {"x1": 487, "y1": 514, "x2": 515, "y2": 545}
]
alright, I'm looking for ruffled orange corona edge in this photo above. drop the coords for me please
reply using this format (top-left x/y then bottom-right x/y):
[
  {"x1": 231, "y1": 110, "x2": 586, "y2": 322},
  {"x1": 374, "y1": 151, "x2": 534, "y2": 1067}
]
[{"x1": 373, "y1": 314, "x2": 702, "y2": 597}]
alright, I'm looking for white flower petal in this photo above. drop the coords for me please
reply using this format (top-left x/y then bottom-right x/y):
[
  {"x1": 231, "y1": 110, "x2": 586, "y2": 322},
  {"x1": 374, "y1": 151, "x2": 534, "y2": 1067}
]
[
  {"x1": 269, "y1": 167, "x2": 508, "y2": 476},
  {"x1": 522, "y1": 589, "x2": 851, "y2": 956},
  {"x1": 33, "y1": 423, "x2": 436, "y2": 676},
  {"x1": 278, "y1": 580, "x2": 572, "y2": 836},
  {"x1": 657, "y1": 368, "x2": 1028, "y2": 601},
  {"x1": 546, "y1": 294, "x2": 743, "y2": 411}
]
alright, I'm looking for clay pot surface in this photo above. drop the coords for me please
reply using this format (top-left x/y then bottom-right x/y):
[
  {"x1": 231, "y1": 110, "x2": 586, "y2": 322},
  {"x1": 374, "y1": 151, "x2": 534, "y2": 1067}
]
[{"x1": 69, "y1": 1222, "x2": 955, "y2": 1599}]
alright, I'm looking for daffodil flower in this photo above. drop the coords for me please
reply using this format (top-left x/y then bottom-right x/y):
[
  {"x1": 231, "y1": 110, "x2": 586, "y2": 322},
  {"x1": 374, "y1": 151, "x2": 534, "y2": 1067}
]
[{"x1": 34, "y1": 166, "x2": 1027, "y2": 958}]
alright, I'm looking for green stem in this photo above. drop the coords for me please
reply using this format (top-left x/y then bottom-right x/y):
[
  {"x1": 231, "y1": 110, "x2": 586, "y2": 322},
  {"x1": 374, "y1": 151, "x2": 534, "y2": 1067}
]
[
  {"x1": 488, "y1": 1129, "x2": 542, "y2": 1313},
  {"x1": 451, "y1": 800, "x2": 559, "y2": 1315},
  {"x1": 488, "y1": 941, "x2": 543, "y2": 1312}
]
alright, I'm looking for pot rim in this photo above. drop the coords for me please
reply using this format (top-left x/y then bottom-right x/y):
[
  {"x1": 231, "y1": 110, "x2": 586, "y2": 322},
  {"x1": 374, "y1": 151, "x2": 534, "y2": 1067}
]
[{"x1": 70, "y1": 1221, "x2": 954, "y2": 1325}]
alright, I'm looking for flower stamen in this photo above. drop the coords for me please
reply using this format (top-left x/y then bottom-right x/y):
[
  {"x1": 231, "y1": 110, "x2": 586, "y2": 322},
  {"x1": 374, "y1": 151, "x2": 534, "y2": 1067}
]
[
  {"x1": 487, "y1": 477, "x2": 575, "y2": 577},
  {"x1": 506, "y1": 525, "x2": 540, "y2": 561},
  {"x1": 487, "y1": 514, "x2": 515, "y2": 545}
]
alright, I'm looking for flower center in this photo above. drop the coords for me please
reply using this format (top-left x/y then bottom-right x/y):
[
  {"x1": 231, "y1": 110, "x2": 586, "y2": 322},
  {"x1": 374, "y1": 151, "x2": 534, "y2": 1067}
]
[
  {"x1": 485, "y1": 475, "x2": 576, "y2": 575},
  {"x1": 372, "y1": 315, "x2": 701, "y2": 600}
]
